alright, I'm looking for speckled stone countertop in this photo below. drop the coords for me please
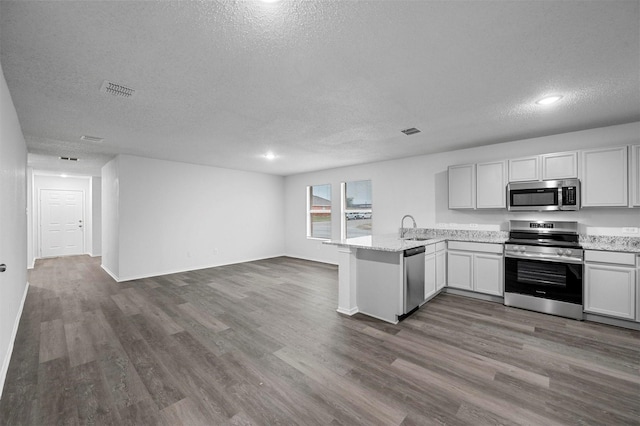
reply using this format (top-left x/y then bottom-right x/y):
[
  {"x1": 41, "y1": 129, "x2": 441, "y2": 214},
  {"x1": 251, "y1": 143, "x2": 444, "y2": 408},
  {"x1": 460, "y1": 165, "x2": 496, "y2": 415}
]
[
  {"x1": 323, "y1": 234, "x2": 445, "y2": 252},
  {"x1": 580, "y1": 236, "x2": 640, "y2": 254},
  {"x1": 325, "y1": 229, "x2": 640, "y2": 254},
  {"x1": 324, "y1": 229, "x2": 508, "y2": 252}
]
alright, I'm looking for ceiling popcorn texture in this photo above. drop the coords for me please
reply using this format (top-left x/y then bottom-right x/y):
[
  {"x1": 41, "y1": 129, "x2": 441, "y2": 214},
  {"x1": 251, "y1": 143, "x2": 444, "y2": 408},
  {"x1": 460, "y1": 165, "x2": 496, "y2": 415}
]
[{"x1": 1, "y1": 1, "x2": 638, "y2": 176}]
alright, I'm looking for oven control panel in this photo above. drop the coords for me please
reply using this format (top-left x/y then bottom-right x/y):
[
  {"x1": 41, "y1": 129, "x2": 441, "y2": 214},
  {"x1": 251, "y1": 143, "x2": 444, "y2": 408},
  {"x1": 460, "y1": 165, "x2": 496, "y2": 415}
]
[{"x1": 505, "y1": 244, "x2": 584, "y2": 264}]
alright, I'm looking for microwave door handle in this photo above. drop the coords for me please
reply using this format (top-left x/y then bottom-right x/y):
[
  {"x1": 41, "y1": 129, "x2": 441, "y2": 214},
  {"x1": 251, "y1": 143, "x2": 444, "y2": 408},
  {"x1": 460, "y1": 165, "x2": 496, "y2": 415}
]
[{"x1": 558, "y1": 186, "x2": 563, "y2": 209}]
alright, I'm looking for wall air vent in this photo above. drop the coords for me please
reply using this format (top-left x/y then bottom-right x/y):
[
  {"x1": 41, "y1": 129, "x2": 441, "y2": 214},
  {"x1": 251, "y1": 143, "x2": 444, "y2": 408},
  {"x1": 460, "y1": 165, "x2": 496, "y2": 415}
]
[
  {"x1": 59, "y1": 156, "x2": 79, "y2": 161},
  {"x1": 401, "y1": 127, "x2": 421, "y2": 135},
  {"x1": 100, "y1": 80, "x2": 136, "y2": 98},
  {"x1": 80, "y1": 135, "x2": 104, "y2": 143}
]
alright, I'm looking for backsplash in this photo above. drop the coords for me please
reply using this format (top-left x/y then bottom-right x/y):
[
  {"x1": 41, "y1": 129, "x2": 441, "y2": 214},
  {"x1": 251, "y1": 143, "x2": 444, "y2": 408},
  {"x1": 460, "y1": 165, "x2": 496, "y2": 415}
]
[
  {"x1": 403, "y1": 228, "x2": 508, "y2": 243},
  {"x1": 401, "y1": 226, "x2": 640, "y2": 252}
]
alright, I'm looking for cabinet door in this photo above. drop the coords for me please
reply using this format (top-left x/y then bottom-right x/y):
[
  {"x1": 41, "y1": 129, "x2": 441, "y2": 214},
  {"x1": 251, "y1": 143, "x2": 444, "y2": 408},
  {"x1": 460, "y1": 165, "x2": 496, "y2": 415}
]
[
  {"x1": 447, "y1": 251, "x2": 473, "y2": 290},
  {"x1": 425, "y1": 253, "x2": 436, "y2": 300},
  {"x1": 631, "y1": 145, "x2": 640, "y2": 207},
  {"x1": 508, "y1": 156, "x2": 539, "y2": 182},
  {"x1": 473, "y1": 253, "x2": 504, "y2": 296},
  {"x1": 581, "y1": 146, "x2": 628, "y2": 207},
  {"x1": 584, "y1": 263, "x2": 636, "y2": 320},
  {"x1": 476, "y1": 160, "x2": 506, "y2": 209},
  {"x1": 448, "y1": 164, "x2": 476, "y2": 209},
  {"x1": 436, "y1": 250, "x2": 446, "y2": 291},
  {"x1": 637, "y1": 258, "x2": 640, "y2": 322},
  {"x1": 541, "y1": 151, "x2": 578, "y2": 180}
]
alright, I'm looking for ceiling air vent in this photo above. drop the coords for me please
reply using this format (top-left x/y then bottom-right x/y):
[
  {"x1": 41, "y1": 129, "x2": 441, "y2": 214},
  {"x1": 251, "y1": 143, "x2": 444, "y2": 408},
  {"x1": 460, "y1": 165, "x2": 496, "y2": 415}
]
[
  {"x1": 100, "y1": 80, "x2": 136, "y2": 98},
  {"x1": 80, "y1": 135, "x2": 104, "y2": 143},
  {"x1": 59, "y1": 156, "x2": 79, "y2": 161},
  {"x1": 401, "y1": 127, "x2": 421, "y2": 136}
]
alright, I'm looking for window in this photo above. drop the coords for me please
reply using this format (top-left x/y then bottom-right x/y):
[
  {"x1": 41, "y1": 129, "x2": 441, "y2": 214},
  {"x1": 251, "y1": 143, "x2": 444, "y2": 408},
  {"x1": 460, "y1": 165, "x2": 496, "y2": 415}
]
[
  {"x1": 342, "y1": 180, "x2": 372, "y2": 239},
  {"x1": 307, "y1": 184, "x2": 331, "y2": 240}
]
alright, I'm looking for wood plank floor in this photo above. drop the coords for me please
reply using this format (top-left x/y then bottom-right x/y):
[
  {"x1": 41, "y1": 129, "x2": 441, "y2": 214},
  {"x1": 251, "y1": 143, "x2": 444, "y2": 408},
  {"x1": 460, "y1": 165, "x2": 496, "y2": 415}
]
[{"x1": 1, "y1": 255, "x2": 639, "y2": 425}]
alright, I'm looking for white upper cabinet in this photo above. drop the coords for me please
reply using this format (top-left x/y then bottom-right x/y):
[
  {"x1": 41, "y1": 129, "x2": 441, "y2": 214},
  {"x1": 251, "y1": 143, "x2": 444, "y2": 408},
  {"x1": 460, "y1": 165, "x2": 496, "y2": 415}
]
[
  {"x1": 631, "y1": 145, "x2": 640, "y2": 207},
  {"x1": 508, "y1": 156, "x2": 539, "y2": 182},
  {"x1": 476, "y1": 160, "x2": 506, "y2": 209},
  {"x1": 541, "y1": 151, "x2": 578, "y2": 180},
  {"x1": 509, "y1": 151, "x2": 578, "y2": 182},
  {"x1": 580, "y1": 146, "x2": 628, "y2": 207},
  {"x1": 448, "y1": 164, "x2": 476, "y2": 209}
]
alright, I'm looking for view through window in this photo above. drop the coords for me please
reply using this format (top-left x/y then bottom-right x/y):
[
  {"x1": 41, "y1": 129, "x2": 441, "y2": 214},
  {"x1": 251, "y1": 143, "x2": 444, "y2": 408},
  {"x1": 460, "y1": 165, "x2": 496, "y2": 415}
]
[
  {"x1": 307, "y1": 184, "x2": 331, "y2": 239},
  {"x1": 343, "y1": 180, "x2": 372, "y2": 239}
]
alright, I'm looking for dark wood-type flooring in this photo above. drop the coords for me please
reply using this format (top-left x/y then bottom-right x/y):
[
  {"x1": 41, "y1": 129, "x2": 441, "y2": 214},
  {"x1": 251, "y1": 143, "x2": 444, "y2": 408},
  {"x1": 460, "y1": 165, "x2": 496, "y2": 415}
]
[{"x1": 1, "y1": 255, "x2": 639, "y2": 425}]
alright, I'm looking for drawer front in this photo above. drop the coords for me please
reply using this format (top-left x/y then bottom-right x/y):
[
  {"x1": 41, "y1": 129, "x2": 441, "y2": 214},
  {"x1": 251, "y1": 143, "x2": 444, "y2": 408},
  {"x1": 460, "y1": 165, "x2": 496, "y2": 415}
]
[
  {"x1": 585, "y1": 250, "x2": 635, "y2": 266},
  {"x1": 447, "y1": 240, "x2": 503, "y2": 254}
]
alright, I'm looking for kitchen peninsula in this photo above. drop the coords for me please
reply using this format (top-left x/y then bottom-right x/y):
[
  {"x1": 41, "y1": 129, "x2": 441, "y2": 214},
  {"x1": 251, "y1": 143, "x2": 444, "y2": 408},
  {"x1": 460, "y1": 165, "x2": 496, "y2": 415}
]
[{"x1": 325, "y1": 229, "x2": 508, "y2": 323}]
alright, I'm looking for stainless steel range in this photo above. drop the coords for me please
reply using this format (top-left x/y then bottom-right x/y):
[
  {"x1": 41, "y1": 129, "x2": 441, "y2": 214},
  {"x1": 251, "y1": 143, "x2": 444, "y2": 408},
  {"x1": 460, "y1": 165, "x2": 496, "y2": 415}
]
[{"x1": 504, "y1": 220, "x2": 584, "y2": 320}]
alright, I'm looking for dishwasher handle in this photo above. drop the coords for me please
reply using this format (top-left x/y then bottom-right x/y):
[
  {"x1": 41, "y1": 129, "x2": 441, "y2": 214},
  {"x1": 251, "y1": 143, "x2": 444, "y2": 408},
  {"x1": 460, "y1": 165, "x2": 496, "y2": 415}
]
[{"x1": 404, "y1": 246, "x2": 426, "y2": 257}]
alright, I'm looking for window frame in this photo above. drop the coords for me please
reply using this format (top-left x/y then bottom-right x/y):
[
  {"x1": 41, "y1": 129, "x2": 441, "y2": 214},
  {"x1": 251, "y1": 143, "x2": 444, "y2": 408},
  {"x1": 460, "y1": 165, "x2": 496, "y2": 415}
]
[
  {"x1": 306, "y1": 184, "x2": 332, "y2": 241},
  {"x1": 341, "y1": 180, "x2": 373, "y2": 239}
]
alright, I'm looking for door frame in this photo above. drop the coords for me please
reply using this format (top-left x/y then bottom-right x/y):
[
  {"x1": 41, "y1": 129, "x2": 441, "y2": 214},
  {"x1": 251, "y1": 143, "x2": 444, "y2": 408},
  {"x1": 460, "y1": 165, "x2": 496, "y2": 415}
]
[
  {"x1": 38, "y1": 188, "x2": 86, "y2": 258},
  {"x1": 31, "y1": 172, "x2": 95, "y2": 262}
]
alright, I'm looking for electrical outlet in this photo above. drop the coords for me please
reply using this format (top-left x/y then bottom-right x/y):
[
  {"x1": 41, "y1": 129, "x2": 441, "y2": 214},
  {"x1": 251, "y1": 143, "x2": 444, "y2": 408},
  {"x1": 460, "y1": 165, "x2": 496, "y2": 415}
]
[
  {"x1": 622, "y1": 227, "x2": 639, "y2": 235},
  {"x1": 469, "y1": 223, "x2": 479, "y2": 228}
]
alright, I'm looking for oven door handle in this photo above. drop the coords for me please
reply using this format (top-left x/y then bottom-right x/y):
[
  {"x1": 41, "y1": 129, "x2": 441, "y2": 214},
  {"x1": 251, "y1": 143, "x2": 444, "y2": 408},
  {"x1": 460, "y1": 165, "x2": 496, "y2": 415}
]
[{"x1": 505, "y1": 253, "x2": 583, "y2": 265}]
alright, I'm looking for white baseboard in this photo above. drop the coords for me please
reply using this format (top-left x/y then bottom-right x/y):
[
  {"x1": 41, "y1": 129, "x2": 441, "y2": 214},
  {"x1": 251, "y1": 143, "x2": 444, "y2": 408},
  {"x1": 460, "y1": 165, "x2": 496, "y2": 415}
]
[
  {"x1": 101, "y1": 264, "x2": 120, "y2": 282},
  {"x1": 112, "y1": 253, "x2": 290, "y2": 283},
  {"x1": 0, "y1": 281, "x2": 30, "y2": 400},
  {"x1": 337, "y1": 307, "x2": 358, "y2": 316}
]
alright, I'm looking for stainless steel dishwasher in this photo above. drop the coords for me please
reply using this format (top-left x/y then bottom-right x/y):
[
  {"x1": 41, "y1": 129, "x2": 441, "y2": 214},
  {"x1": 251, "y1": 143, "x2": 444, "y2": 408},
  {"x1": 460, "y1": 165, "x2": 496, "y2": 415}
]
[{"x1": 400, "y1": 246, "x2": 426, "y2": 320}]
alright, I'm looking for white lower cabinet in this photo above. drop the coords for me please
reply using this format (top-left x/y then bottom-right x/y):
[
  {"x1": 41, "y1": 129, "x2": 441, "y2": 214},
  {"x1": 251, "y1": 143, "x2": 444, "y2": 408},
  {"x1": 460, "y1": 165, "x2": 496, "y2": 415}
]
[
  {"x1": 447, "y1": 250, "x2": 473, "y2": 290},
  {"x1": 584, "y1": 250, "x2": 636, "y2": 320},
  {"x1": 435, "y1": 247, "x2": 446, "y2": 291},
  {"x1": 636, "y1": 255, "x2": 640, "y2": 323},
  {"x1": 425, "y1": 242, "x2": 447, "y2": 299},
  {"x1": 474, "y1": 253, "x2": 504, "y2": 296},
  {"x1": 447, "y1": 241, "x2": 504, "y2": 296}
]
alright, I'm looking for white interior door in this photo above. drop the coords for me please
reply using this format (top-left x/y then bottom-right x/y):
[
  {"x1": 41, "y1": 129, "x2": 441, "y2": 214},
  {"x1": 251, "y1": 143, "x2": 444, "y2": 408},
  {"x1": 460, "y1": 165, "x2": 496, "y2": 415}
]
[{"x1": 40, "y1": 189, "x2": 84, "y2": 257}]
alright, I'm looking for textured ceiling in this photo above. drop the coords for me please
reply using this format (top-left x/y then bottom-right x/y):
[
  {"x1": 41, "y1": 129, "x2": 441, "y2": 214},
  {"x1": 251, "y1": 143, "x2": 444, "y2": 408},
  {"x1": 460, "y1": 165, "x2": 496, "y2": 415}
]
[{"x1": 1, "y1": 1, "x2": 639, "y2": 177}]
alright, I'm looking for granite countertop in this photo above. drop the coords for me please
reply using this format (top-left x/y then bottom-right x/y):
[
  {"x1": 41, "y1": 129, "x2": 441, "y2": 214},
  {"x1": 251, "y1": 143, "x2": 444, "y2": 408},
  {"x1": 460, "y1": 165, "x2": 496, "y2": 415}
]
[
  {"x1": 580, "y1": 236, "x2": 640, "y2": 254},
  {"x1": 324, "y1": 229, "x2": 640, "y2": 254},
  {"x1": 323, "y1": 234, "x2": 446, "y2": 252},
  {"x1": 324, "y1": 229, "x2": 508, "y2": 252}
]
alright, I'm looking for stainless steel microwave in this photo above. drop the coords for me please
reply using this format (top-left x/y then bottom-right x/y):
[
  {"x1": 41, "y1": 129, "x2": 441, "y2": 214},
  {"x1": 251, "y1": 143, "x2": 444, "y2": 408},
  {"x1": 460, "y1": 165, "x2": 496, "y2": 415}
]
[{"x1": 507, "y1": 179, "x2": 580, "y2": 211}]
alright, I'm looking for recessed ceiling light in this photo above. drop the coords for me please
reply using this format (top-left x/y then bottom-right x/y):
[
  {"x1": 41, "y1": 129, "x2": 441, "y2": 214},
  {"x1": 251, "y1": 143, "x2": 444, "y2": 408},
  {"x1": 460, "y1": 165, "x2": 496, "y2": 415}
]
[
  {"x1": 536, "y1": 95, "x2": 563, "y2": 105},
  {"x1": 264, "y1": 152, "x2": 276, "y2": 160}
]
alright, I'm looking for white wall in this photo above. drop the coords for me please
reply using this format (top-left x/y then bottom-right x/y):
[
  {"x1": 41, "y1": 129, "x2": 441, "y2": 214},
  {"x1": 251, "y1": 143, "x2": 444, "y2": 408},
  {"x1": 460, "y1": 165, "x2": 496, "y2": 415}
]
[
  {"x1": 102, "y1": 155, "x2": 285, "y2": 281},
  {"x1": 26, "y1": 167, "x2": 34, "y2": 268},
  {"x1": 101, "y1": 158, "x2": 120, "y2": 279},
  {"x1": 91, "y1": 177, "x2": 102, "y2": 256},
  {"x1": 0, "y1": 64, "x2": 28, "y2": 398},
  {"x1": 32, "y1": 174, "x2": 94, "y2": 259},
  {"x1": 284, "y1": 122, "x2": 640, "y2": 264}
]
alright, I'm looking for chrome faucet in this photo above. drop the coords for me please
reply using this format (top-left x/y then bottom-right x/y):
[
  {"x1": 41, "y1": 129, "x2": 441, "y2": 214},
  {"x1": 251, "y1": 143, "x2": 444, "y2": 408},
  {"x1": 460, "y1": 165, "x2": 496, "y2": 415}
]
[{"x1": 400, "y1": 214, "x2": 417, "y2": 239}]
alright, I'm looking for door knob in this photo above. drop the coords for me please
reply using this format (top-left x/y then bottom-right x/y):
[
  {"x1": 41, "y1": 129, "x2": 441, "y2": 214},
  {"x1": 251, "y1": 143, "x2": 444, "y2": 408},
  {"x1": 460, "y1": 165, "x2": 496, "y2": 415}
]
[{"x1": 0, "y1": 264, "x2": 6, "y2": 272}]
